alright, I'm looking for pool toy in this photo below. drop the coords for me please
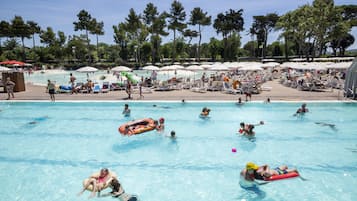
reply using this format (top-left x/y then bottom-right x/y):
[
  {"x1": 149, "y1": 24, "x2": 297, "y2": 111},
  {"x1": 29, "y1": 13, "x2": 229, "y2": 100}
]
[
  {"x1": 121, "y1": 72, "x2": 138, "y2": 84},
  {"x1": 264, "y1": 172, "x2": 299, "y2": 181},
  {"x1": 232, "y1": 148, "x2": 237, "y2": 152},
  {"x1": 82, "y1": 178, "x2": 111, "y2": 192},
  {"x1": 119, "y1": 118, "x2": 156, "y2": 135}
]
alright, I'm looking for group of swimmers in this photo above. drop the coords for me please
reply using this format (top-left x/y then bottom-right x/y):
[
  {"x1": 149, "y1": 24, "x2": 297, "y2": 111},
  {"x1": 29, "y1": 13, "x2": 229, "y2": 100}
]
[{"x1": 78, "y1": 168, "x2": 133, "y2": 199}]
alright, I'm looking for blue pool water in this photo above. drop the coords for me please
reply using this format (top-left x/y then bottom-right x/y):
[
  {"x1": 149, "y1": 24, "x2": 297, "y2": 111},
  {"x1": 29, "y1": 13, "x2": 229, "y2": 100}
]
[{"x1": 0, "y1": 102, "x2": 356, "y2": 201}]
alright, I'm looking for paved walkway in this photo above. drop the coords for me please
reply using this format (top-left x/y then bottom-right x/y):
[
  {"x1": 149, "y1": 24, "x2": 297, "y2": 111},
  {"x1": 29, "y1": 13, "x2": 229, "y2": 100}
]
[{"x1": 0, "y1": 80, "x2": 349, "y2": 101}]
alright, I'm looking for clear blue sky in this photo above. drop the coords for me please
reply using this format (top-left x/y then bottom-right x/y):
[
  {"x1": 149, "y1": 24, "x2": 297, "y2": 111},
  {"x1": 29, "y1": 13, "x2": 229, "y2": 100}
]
[{"x1": 1, "y1": 0, "x2": 356, "y2": 49}]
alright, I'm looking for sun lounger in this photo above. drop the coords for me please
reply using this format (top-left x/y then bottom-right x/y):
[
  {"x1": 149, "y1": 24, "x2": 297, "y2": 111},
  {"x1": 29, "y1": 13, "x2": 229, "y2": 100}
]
[
  {"x1": 102, "y1": 82, "x2": 110, "y2": 93},
  {"x1": 111, "y1": 83, "x2": 124, "y2": 91},
  {"x1": 93, "y1": 83, "x2": 101, "y2": 93},
  {"x1": 58, "y1": 85, "x2": 72, "y2": 93}
]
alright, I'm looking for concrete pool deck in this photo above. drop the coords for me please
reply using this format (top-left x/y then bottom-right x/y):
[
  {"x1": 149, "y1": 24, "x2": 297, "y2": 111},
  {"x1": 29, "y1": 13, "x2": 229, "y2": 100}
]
[{"x1": 0, "y1": 80, "x2": 353, "y2": 102}]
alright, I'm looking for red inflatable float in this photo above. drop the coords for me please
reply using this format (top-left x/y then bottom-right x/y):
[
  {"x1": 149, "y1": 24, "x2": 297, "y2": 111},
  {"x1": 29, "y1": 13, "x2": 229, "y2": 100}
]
[
  {"x1": 264, "y1": 172, "x2": 299, "y2": 181},
  {"x1": 118, "y1": 118, "x2": 156, "y2": 136}
]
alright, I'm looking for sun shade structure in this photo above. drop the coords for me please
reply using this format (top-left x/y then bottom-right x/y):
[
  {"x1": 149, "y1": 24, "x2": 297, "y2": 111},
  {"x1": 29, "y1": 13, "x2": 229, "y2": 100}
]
[
  {"x1": 76, "y1": 66, "x2": 98, "y2": 73},
  {"x1": 142, "y1": 65, "x2": 160, "y2": 71},
  {"x1": 111, "y1": 66, "x2": 132, "y2": 72},
  {"x1": 344, "y1": 58, "x2": 357, "y2": 99},
  {"x1": 0, "y1": 60, "x2": 25, "y2": 66}
]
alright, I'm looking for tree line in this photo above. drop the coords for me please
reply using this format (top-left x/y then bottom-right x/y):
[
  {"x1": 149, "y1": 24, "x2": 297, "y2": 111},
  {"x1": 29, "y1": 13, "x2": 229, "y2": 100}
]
[{"x1": 0, "y1": 0, "x2": 356, "y2": 67}]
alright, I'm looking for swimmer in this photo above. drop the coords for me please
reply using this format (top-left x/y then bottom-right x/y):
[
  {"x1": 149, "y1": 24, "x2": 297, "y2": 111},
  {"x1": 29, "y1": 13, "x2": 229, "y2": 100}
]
[
  {"x1": 294, "y1": 103, "x2": 309, "y2": 116},
  {"x1": 240, "y1": 162, "x2": 299, "y2": 183},
  {"x1": 169, "y1": 130, "x2": 176, "y2": 139},
  {"x1": 122, "y1": 104, "x2": 131, "y2": 116},
  {"x1": 264, "y1": 98, "x2": 270, "y2": 103},
  {"x1": 182, "y1": 99, "x2": 185, "y2": 103},
  {"x1": 28, "y1": 116, "x2": 49, "y2": 124},
  {"x1": 236, "y1": 97, "x2": 244, "y2": 105},
  {"x1": 78, "y1": 168, "x2": 117, "y2": 198},
  {"x1": 152, "y1": 104, "x2": 171, "y2": 109},
  {"x1": 239, "y1": 121, "x2": 264, "y2": 136},
  {"x1": 315, "y1": 122, "x2": 337, "y2": 130},
  {"x1": 156, "y1": 117, "x2": 165, "y2": 132},
  {"x1": 200, "y1": 107, "x2": 211, "y2": 117}
]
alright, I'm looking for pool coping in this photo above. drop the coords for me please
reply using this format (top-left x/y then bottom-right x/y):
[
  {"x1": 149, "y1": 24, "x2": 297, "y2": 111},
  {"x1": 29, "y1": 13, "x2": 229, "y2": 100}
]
[{"x1": 1, "y1": 100, "x2": 356, "y2": 103}]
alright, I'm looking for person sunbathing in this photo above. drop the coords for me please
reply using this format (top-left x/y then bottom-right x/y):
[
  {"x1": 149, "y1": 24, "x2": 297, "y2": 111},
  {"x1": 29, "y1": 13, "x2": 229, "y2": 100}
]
[{"x1": 241, "y1": 162, "x2": 298, "y2": 182}]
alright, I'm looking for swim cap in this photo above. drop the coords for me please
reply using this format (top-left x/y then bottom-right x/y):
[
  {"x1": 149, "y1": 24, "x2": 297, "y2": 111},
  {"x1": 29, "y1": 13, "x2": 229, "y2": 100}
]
[{"x1": 246, "y1": 162, "x2": 259, "y2": 170}]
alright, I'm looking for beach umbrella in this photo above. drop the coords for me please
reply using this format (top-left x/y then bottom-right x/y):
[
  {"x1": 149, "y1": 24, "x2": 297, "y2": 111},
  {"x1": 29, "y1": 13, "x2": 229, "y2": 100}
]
[
  {"x1": 185, "y1": 65, "x2": 204, "y2": 71},
  {"x1": 160, "y1": 65, "x2": 184, "y2": 71},
  {"x1": 142, "y1": 65, "x2": 160, "y2": 71},
  {"x1": 209, "y1": 64, "x2": 229, "y2": 71},
  {"x1": 185, "y1": 65, "x2": 204, "y2": 81},
  {"x1": 239, "y1": 65, "x2": 263, "y2": 71},
  {"x1": 0, "y1": 60, "x2": 25, "y2": 66},
  {"x1": 76, "y1": 66, "x2": 98, "y2": 73},
  {"x1": 111, "y1": 66, "x2": 132, "y2": 72},
  {"x1": 0, "y1": 66, "x2": 11, "y2": 72}
]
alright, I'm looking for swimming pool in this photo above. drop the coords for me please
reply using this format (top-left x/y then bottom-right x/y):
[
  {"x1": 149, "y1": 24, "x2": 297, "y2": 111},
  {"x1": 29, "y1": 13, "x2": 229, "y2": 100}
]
[{"x1": 0, "y1": 102, "x2": 356, "y2": 201}]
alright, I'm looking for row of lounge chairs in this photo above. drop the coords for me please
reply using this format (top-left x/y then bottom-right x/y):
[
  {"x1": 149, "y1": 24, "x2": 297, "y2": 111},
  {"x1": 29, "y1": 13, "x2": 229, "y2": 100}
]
[{"x1": 58, "y1": 82, "x2": 111, "y2": 93}]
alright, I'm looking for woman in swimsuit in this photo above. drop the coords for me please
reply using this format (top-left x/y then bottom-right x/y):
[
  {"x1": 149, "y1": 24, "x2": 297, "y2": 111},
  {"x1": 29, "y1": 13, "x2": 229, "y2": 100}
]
[{"x1": 78, "y1": 168, "x2": 117, "y2": 198}]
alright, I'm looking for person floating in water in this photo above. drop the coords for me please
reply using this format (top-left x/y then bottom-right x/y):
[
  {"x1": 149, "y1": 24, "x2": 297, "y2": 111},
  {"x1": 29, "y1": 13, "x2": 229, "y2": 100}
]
[
  {"x1": 315, "y1": 122, "x2": 337, "y2": 131},
  {"x1": 294, "y1": 103, "x2": 309, "y2": 116},
  {"x1": 239, "y1": 121, "x2": 264, "y2": 136},
  {"x1": 28, "y1": 116, "x2": 49, "y2": 124},
  {"x1": 122, "y1": 104, "x2": 131, "y2": 117},
  {"x1": 152, "y1": 104, "x2": 171, "y2": 109},
  {"x1": 240, "y1": 162, "x2": 299, "y2": 183}
]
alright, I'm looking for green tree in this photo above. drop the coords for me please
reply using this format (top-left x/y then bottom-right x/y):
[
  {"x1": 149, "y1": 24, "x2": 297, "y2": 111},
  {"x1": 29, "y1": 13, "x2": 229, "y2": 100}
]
[
  {"x1": 0, "y1": 20, "x2": 11, "y2": 52},
  {"x1": 251, "y1": 13, "x2": 279, "y2": 58},
  {"x1": 90, "y1": 19, "x2": 104, "y2": 60},
  {"x1": 337, "y1": 5, "x2": 357, "y2": 27},
  {"x1": 189, "y1": 7, "x2": 211, "y2": 61},
  {"x1": 183, "y1": 29, "x2": 198, "y2": 59},
  {"x1": 213, "y1": 9, "x2": 244, "y2": 61},
  {"x1": 40, "y1": 27, "x2": 56, "y2": 47},
  {"x1": 311, "y1": 0, "x2": 337, "y2": 57},
  {"x1": 243, "y1": 40, "x2": 259, "y2": 57},
  {"x1": 143, "y1": 3, "x2": 168, "y2": 63},
  {"x1": 208, "y1": 37, "x2": 221, "y2": 61},
  {"x1": 73, "y1": 9, "x2": 94, "y2": 62},
  {"x1": 125, "y1": 8, "x2": 148, "y2": 65},
  {"x1": 11, "y1": 16, "x2": 31, "y2": 61},
  {"x1": 168, "y1": 0, "x2": 187, "y2": 62},
  {"x1": 113, "y1": 23, "x2": 129, "y2": 61},
  {"x1": 27, "y1": 21, "x2": 41, "y2": 48}
]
